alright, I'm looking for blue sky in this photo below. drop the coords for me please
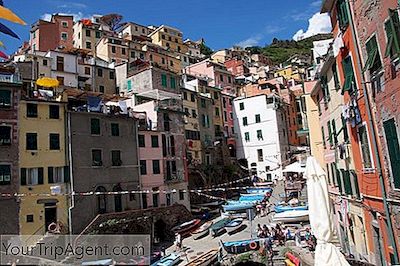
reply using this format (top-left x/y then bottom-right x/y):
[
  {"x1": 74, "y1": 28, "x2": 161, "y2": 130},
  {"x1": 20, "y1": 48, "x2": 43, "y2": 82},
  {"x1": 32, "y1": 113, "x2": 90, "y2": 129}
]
[{"x1": 2, "y1": 0, "x2": 330, "y2": 54}]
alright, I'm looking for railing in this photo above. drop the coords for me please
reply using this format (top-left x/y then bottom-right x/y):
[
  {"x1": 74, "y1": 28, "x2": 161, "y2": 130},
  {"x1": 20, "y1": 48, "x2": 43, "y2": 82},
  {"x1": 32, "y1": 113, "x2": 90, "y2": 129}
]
[{"x1": 0, "y1": 74, "x2": 21, "y2": 83}]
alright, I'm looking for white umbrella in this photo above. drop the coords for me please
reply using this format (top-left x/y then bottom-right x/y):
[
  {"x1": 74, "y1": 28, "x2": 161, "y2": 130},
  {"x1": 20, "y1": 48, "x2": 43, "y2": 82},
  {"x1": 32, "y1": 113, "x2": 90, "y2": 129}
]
[{"x1": 305, "y1": 156, "x2": 350, "y2": 266}]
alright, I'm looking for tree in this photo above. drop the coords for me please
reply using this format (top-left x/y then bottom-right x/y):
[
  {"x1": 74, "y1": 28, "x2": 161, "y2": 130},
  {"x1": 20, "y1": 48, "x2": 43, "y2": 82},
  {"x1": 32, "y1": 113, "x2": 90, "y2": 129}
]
[
  {"x1": 200, "y1": 43, "x2": 213, "y2": 57},
  {"x1": 100, "y1": 14, "x2": 124, "y2": 31}
]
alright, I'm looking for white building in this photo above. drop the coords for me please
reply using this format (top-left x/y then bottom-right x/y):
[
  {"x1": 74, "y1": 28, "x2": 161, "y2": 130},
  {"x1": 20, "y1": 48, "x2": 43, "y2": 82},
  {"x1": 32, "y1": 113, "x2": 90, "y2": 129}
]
[
  {"x1": 45, "y1": 50, "x2": 78, "y2": 87},
  {"x1": 233, "y1": 94, "x2": 289, "y2": 181}
]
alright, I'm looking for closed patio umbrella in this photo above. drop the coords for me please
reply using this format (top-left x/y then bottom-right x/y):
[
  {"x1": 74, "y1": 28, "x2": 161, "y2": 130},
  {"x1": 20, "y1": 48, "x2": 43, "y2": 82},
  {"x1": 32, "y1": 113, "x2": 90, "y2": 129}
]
[
  {"x1": 305, "y1": 157, "x2": 350, "y2": 266},
  {"x1": 0, "y1": 5, "x2": 26, "y2": 25}
]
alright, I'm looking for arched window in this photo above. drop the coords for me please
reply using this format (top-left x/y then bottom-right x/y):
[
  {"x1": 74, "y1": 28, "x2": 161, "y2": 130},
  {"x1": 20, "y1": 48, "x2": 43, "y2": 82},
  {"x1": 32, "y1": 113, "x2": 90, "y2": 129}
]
[{"x1": 96, "y1": 186, "x2": 107, "y2": 214}]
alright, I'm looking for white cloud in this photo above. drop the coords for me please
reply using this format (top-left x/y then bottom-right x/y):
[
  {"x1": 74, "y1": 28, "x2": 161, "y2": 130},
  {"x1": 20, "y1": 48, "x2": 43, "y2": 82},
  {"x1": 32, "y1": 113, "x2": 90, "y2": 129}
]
[
  {"x1": 292, "y1": 12, "x2": 331, "y2": 41},
  {"x1": 310, "y1": 0, "x2": 322, "y2": 8},
  {"x1": 41, "y1": 12, "x2": 85, "y2": 22},
  {"x1": 58, "y1": 2, "x2": 87, "y2": 9},
  {"x1": 235, "y1": 35, "x2": 263, "y2": 48}
]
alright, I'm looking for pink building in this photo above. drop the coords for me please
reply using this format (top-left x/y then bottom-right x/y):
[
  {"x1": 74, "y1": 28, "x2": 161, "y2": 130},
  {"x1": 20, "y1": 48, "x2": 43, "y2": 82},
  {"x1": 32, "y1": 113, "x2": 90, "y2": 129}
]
[
  {"x1": 30, "y1": 14, "x2": 74, "y2": 52},
  {"x1": 224, "y1": 58, "x2": 249, "y2": 77},
  {"x1": 138, "y1": 130, "x2": 169, "y2": 208}
]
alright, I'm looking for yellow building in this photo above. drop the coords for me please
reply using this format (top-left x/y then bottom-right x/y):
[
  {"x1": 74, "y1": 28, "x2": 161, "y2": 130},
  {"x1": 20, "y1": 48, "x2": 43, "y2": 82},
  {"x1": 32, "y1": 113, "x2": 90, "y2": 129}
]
[
  {"x1": 19, "y1": 97, "x2": 69, "y2": 238},
  {"x1": 182, "y1": 87, "x2": 202, "y2": 164},
  {"x1": 198, "y1": 84, "x2": 223, "y2": 137},
  {"x1": 274, "y1": 64, "x2": 305, "y2": 81},
  {"x1": 142, "y1": 43, "x2": 182, "y2": 74}
]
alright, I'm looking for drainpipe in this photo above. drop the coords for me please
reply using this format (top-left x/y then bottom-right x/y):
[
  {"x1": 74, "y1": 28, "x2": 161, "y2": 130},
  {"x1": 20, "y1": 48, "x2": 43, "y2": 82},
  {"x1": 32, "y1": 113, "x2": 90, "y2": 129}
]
[
  {"x1": 345, "y1": 1, "x2": 399, "y2": 263},
  {"x1": 67, "y1": 112, "x2": 75, "y2": 234}
]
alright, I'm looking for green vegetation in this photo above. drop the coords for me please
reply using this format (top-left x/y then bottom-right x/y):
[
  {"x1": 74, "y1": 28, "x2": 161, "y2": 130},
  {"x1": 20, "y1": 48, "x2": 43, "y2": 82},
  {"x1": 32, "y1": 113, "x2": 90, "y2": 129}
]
[
  {"x1": 246, "y1": 33, "x2": 333, "y2": 64},
  {"x1": 200, "y1": 42, "x2": 214, "y2": 57}
]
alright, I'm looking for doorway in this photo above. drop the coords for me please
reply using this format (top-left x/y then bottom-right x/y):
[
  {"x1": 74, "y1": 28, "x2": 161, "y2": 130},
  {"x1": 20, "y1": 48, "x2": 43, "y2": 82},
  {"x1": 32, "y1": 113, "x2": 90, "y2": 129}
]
[
  {"x1": 372, "y1": 224, "x2": 385, "y2": 266},
  {"x1": 44, "y1": 203, "x2": 57, "y2": 232},
  {"x1": 113, "y1": 185, "x2": 122, "y2": 212}
]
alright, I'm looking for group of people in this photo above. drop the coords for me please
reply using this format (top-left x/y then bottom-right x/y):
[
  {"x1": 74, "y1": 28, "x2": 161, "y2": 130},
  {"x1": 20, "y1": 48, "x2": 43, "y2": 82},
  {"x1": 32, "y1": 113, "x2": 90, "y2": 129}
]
[{"x1": 257, "y1": 223, "x2": 317, "y2": 252}]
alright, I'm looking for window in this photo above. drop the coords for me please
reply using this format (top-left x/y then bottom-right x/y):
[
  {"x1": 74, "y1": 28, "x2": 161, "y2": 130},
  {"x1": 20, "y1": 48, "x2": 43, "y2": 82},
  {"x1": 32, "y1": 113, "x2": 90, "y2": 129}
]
[
  {"x1": 56, "y1": 76, "x2": 64, "y2": 86},
  {"x1": 27, "y1": 103, "x2": 38, "y2": 118},
  {"x1": 20, "y1": 168, "x2": 44, "y2": 185},
  {"x1": 228, "y1": 76, "x2": 232, "y2": 83},
  {"x1": 322, "y1": 126, "x2": 326, "y2": 149},
  {"x1": 99, "y1": 85, "x2": 104, "y2": 93},
  {"x1": 122, "y1": 48, "x2": 126, "y2": 55},
  {"x1": 191, "y1": 109, "x2": 197, "y2": 118},
  {"x1": 183, "y1": 91, "x2": 188, "y2": 100},
  {"x1": 257, "y1": 149, "x2": 263, "y2": 162},
  {"x1": 257, "y1": 130, "x2": 263, "y2": 140},
  {"x1": 62, "y1": 21, "x2": 68, "y2": 28},
  {"x1": 223, "y1": 111, "x2": 227, "y2": 122},
  {"x1": 97, "y1": 68, "x2": 103, "y2": 77},
  {"x1": 26, "y1": 215, "x2": 34, "y2": 223},
  {"x1": 127, "y1": 80, "x2": 132, "y2": 92},
  {"x1": 383, "y1": 118, "x2": 400, "y2": 189},
  {"x1": 0, "y1": 126, "x2": 11, "y2": 145},
  {"x1": 170, "y1": 136, "x2": 175, "y2": 156},
  {"x1": 170, "y1": 77, "x2": 176, "y2": 89},
  {"x1": 92, "y1": 149, "x2": 102, "y2": 166},
  {"x1": 153, "y1": 160, "x2": 160, "y2": 174},
  {"x1": 130, "y1": 51, "x2": 135, "y2": 58},
  {"x1": 202, "y1": 114, "x2": 210, "y2": 128},
  {"x1": 91, "y1": 118, "x2": 100, "y2": 135},
  {"x1": 384, "y1": 9, "x2": 400, "y2": 60},
  {"x1": 170, "y1": 60, "x2": 174, "y2": 67},
  {"x1": 179, "y1": 190, "x2": 184, "y2": 200},
  {"x1": 111, "y1": 123, "x2": 119, "y2": 136},
  {"x1": 161, "y1": 74, "x2": 167, "y2": 87},
  {"x1": 243, "y1": 117, "x2": 248, "y2": 126},
  {"x1": 239, "y1": 102, "x2": 244, "y2": 110},
  {"x1": 56, "y1": 56, "x2": 64, "y2": 71},
  {"x1": 342, "y1": 56, "x2": 356, "y2": 94},
  {"x1": 85, "y1": 29, "x2": 91, "y2": 37},
  {"x1": 48, "y1": 167, "x2": 64, "y2": 183},
  {"x1": 231, "y1": 127, "x2": 235, "y2": 134},
  {"x1": 0, "y1": 90, "x2": 11, "y2": 108},
  {"x1": 0, "y1": 165, "x2": 11, "y2": 185},
  {"x1": 43, "y1": 59, "x2": 48, "y2": 66},
  {"x1": 223, "y1": 98, "x2": 227, "y2": 108},
  {"x1": 327, "y1": 121, "x2": 333, "y2": 146},
  {"x1": 61, "y1": 32, "x2": 68, "y2": 41},
  {"x1": 140, "y1": 160, "x2": 147, "y2": 175},
  {"x1": 320, "y1": 75, "x2": 330, "y2": 102},
  {"x1": 84, "y1": 67, "x2": 91, "y2": 75},
  {"x1": 255, "y1": 114, "x2": 261, "y2": 123},
  {"x1": 190, "y1": 93, "x2": 196, "y2": 102},
  {"x1": 342, "y1": 115, "x2": 349, "y2": 142},
  {"x1": 332, "y1": 119, "x2": 338, "y2": 145},
  {"x1": 336, "y1": 0, "x2": 349, "y2": 29},
  {"x1": 26, "y1": 133, "x2": 37, "y2": 150},
  {"x1": 163, "y1": 113, "x2": 170, "y2": 131},
  {"x1": 363, "y1": 35, "x2": 382, "y2": 74},
  {"x1": 201, "y1": 98, "x2": 206, "y2": 108},
  {"x1": 151, "y1": 135, "x2": 159, "y2": 147},
  {"x1": 214, "y1": 92, "x2": 219, "y2": 100},
  {"x1": 230, "y1": 112, "x2": 233, "y2": 120},
  {"x1": 215, "y1": 107, "x2": 220, "y2": 116},
  {"x1": 111, "y1": 46, "x2": 116, "y2": 53},
  {"x1": 161, "y1": 34, "x2": 166, "y2": 40},
  {"x1": 358, "y1": 125, "x2": 372, "y2": 169},
  {"x1": 162, "y1": 57, "x2": 166, "y2": 64},
  {"x1": 48, "y1": 105, "x2": 59, "y2": 119},
  {"x1": 111, "y1": 150, "x2": 122, "y2": 166},
  {"x1": 138, "y1": 134, "x2": 145, "y2": 147},
  {"x1": 49, "y1": 133, "x2": 60, "y2": 150},
  {"x1": 245, "y1": 132, "x2": 250, "y2": 142},
  {"x1": 95, "y1": 31, "x2": 101, "y2": 38},
  {"x1": 86, "y1": 41, "x2": 91, "y2": 49},
  {"x1": 220, "y1": 74, "x2": 224, "y2": 82}
]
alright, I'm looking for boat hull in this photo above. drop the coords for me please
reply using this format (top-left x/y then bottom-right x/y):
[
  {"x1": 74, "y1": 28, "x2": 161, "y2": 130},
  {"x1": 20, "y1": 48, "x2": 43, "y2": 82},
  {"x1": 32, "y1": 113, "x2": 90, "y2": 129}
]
[
  {"x1": 185, "y1": 249, "x2": 219, "y2": 266},
  {"x1": 210, "y1": 218, "x2": 230, "y2": 237},
  {"x1": 225, "y1": 218, "x2": 243, "y2": 234},
  {"x1": 273, "y1": 210, "x2": 309, "y2": 223},
  {"x1": 221, "y1": 239, "x2": 261, "y2": 254},
  {"x1": 191, "y1": 221, "x2": 213, "y2": 240},
  {"x1": 151, "y1": 253, "x2": 181, "y2": 266},
  {"x1": 274, "y1": 205, "x2": 308, "y2": 213}
]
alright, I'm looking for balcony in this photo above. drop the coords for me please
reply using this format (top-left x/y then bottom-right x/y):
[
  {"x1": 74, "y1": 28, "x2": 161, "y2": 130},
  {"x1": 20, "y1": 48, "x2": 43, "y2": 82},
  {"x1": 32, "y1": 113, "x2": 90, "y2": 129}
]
[{"x1": 0, "y1": 73, "x2": 21, "y2": 84}]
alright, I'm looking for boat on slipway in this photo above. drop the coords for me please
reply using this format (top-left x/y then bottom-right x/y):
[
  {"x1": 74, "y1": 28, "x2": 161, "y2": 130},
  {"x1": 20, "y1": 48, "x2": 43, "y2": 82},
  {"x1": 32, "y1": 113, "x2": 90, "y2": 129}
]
[
  {"x1": 272, "y1": 210, "x2": 309, "y2": 223},
  {"x1": 184, "y1": 248, "x2": 219, "y2": 266},
  {"x1": 210, "y1": 218, "x2": 231, "y2": 236},
  {"x1": 224, "y1": 218, "x2": 244, "y2": 234},
  {"x1": 172, "y1": 219, "x2": 201, "y2": 237},
  {"x1": 220, "y1": 239, "x2": 262, "y2": 254},
  {"x1": 151, "y1": 252, "x2": 181, "y2": 266},
  {"x1": 191, "y1": 221, "x2": 213, "y2": 240},
  {"x1": 274, "y1": 204, "x2": 308, "y2": 213},
  {"x1": 246, "y1": 187, "x2": 273, "y2": 195}
]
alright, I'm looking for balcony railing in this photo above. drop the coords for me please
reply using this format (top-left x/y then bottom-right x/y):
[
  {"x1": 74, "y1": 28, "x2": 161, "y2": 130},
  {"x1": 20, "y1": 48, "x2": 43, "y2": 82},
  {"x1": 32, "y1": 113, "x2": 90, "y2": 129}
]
[{"x1": 0, "y1": 74, "x2": 21, "y2": 84}]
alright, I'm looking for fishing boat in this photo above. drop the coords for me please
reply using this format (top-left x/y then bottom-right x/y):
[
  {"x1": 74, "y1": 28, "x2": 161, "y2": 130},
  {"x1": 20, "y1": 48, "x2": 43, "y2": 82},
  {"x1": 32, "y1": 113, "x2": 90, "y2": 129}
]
[
  {"x1": 239, "y1": 194, "x2": 265, "y2": 202},
  {"x1": 191, "y1": 221, "x2": 213, "y2": 240},
  {"x1": 151, "y1": 252, "x2": 181, "y2": 266},
  {"x1": 225, "y1": 218, "x2": 244, "y2": 234},
  {"x1": 220, "y1": 239, "x2": 261, "y2": 254},
  {"x1": 210, "y1": 218, "x2": 230, "y2": 236},
  {"x1": 274, "y1": 204, "x2": 308, "y2": 213},
  {"x1": 222, "y1": 202, "x2": 254, "y2": 212},
  {"x1": 253, "y1": 181, "x2": 273, "y2": 187},
  {"x1": 273, "y1": 210, "x2": 309, "y2": 223},
  {"x1": 221, "y1": 211, "x2": 248, "y2": 220},
  {"x1": 172, "y1": 219, "x2": 201, "y2": 236},
  {"x1": 185, "y1": 248, "x2": 219, "y2": 266},
  {"x1": 246, "y1": 187, "x2": 272, "y2": 194}
]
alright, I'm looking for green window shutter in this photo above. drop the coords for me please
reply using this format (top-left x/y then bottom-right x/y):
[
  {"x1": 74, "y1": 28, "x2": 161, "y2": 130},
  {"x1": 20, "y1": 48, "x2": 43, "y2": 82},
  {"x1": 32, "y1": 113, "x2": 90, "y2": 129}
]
[
  {"x1": 341, "y1": 57, "x2": 355, "y2": 94},
  {"x1": 328, "y1": 121, "x2": 333, "y2": 146},
  {"x1": 127, "y1": 80, "x2": 132, "y2": 92},
  {"x1": 332, "y1": 63, "x2": 340, "y2": 90},
  {"x1": 383, "y1": 118, "x2": 400, "y2": 189},
  {"x1": 342, "y1": 115, "x2": 349, "y2": 142},
  {"x1": 336, "y1": 168, "x2": 343, "y2": 194},
  {"x1": 38, "y1": 167, "x2": 44, "y2": 185},
  {"x1": 332, "y1": 119, "x2": 337, "y2": 145},
  {"x1": 161, "y1": 74, "x2": 167, "y2": 87},
  {"x1": 390, "y1": 9, "x2": 400, "y2": 57},
  {"x1": 321, "y1": 127, "x2": 326, "y2": 148},
  {"x1": 363, "y1": 36, "x2": 379, "y2": 72},
  {"x1": 20, "y1": 168, "x2": 26, "y2": 185},
  {"x1": 343, "y1": 170, "x2": 353, "y2": 195},
  {"x1": 385, "y1": 20, "x2": 395, "y2": 58},
  {"x1": 64, "y1": 166, "x2": 70, "y2": 183},
  {"x1": 351, "y1": 170, "x2": 360, "y2": 198},
  {"x1": 170, "y1": 77, "x2": 176, "y2": 89},
  {"x1": 48, "y1": 167, "x2": 54, "y2": 184}
]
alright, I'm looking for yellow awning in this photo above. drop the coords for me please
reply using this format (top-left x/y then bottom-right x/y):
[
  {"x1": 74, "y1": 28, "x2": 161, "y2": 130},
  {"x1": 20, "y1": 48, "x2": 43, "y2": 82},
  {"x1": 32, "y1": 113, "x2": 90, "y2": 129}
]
[
  {"x1": 36, "y1": 77, "x2": 59, "y2": 88},
  {"x1": 0, "y1": 6, "x2": 26, "y2": 25}
]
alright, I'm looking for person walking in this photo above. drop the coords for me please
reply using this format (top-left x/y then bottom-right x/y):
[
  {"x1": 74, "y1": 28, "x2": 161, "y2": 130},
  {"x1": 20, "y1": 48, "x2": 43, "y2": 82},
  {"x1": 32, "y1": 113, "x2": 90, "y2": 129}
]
[{"x1": 295, "y1": 227, "x2": 302, "y2": 247}]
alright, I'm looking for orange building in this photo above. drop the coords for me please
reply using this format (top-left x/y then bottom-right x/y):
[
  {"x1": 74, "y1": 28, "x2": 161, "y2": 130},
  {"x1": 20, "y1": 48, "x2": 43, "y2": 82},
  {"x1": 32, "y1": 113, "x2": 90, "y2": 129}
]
[{"x1": 322, "y1": 0, "x2": 398, "y2": 264}]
